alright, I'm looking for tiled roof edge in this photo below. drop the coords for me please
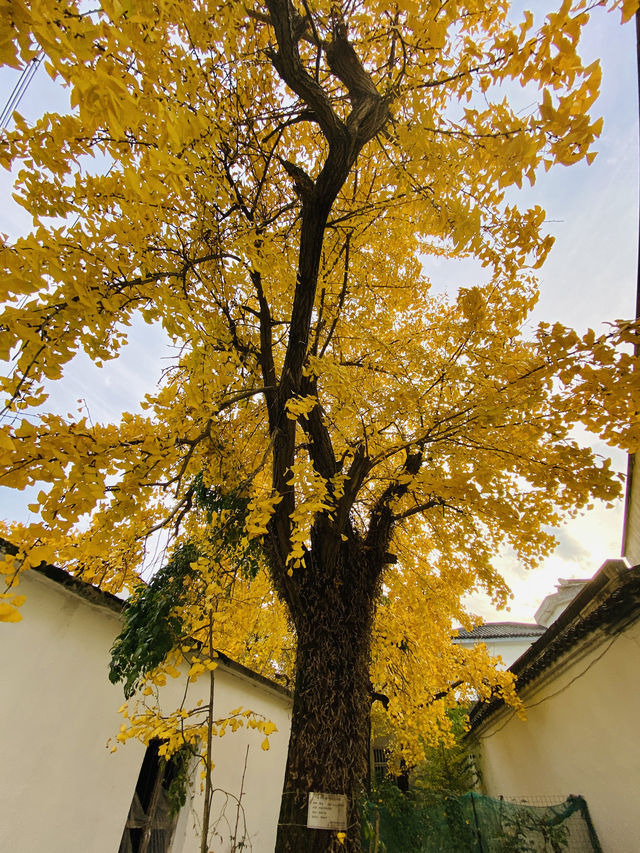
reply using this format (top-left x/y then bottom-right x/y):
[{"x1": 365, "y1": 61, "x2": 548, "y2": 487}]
[
  {"x1": 1, "y1": 537, "x2": 125, "y2": 614},
  {"x1": 454, "y1": 622, "x2": 546, "y2": 640},
  {"x1": 1, "y1": 538, "x2": 292, "y2": 699}
]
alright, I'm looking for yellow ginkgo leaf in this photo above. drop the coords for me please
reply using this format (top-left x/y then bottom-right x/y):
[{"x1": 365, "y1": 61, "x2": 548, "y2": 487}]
[{"x1": 0, "y1": 603, "x2": 22, "y2": 622}]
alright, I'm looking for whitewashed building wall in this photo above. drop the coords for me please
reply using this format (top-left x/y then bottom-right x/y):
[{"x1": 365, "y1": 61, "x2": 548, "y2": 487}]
[
  {"x1": 0, "y1": 566, "x2": 291, "y2": 853},
  {"x1": 471, "y1": 609, "x2": 640, "y2": 851}
]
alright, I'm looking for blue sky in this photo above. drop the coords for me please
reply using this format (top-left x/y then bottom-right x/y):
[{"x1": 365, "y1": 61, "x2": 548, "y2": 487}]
[{"x1": 0, "y1": 4, "x2": 638, "y2": 620}]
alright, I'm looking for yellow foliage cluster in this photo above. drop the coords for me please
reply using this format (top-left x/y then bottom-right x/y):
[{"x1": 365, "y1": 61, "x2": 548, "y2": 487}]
[
  {"x1": 112, "y1": 699, "x2": 277, "y2": 768},
  {"x1": 0, "y1": 0, "x2": 637, "y2": 768},
  {"x1": 106, "y1": 548, "x2": 287, "y2": 769}
]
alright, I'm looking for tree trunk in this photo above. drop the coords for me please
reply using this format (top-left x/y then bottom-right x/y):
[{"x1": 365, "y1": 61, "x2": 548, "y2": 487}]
[{"x1": 274, "y1": 546, "x2": 377, "y2": 853}]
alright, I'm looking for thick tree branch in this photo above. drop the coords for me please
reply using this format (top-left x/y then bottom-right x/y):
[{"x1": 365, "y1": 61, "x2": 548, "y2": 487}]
[
  {"x1": 264, "y1": 0, "x2": 345, "y2": 142},
  {"x1": 262, "y1": 0, "x2": 392, "y2": 597},
  {"x1": 334, "y1": 444, "x2": 372, "y2": 534},
  {"x1": 319, "y1": 231, "x2": 350, "y2": 357},
  {"x1": 392, "y1": 497, "x2": 464, "y2": 522},
  {"x1": 324, "y1": 19, "x2": 379, "y2": 101},
  {"x1": 250, "y1": 269, "x2": 279, "y2": 429},
  {"x1": 366, "y1": 449, "x2": 423, "y2": 556},
  {"x1": 299, "y1": 375, "x2": 337, "y2": 481}
]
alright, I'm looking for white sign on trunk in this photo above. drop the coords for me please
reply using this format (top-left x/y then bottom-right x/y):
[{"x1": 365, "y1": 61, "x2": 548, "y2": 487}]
[{"x1": 307, "y1": 792, "x2": 348, "y2": 831}]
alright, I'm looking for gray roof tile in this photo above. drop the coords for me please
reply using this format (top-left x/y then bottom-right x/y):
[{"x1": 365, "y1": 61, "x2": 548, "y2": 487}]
[{"x1": 454, "y1": 622, "x2": 546, "y2": 640}]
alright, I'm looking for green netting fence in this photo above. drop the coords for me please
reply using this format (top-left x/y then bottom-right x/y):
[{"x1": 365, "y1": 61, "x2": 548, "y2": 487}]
[{"x1": 362, "y1": 789, "x2": 603, "y2": 852}]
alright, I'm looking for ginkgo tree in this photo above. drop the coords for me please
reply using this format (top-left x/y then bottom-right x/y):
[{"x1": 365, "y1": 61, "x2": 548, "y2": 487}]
[{"x1": 1, "y1": 0, "x2": 639, "y2": 850}]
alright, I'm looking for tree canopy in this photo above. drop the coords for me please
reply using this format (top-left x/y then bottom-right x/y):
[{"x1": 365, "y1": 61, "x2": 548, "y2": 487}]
[{"x1": 1, "y1": 0, "x2": 639, "y2": 849}]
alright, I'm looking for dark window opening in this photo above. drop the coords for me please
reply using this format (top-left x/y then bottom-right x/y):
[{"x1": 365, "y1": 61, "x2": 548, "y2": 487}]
[
  {"x1": 118, "y1": 740, "x2": 181, "y2": 853},
  {"x1": 372, "y1": 747, "x2": 409, "y2": 792},
  {"x1": 373, "y1": 747, "x2": 389, "y2": 784}
]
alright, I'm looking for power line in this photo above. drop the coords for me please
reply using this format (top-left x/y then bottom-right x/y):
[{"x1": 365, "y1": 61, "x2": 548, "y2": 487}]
[{"x1": 0, "y1": 54, "x2": 43, "y2": 129}]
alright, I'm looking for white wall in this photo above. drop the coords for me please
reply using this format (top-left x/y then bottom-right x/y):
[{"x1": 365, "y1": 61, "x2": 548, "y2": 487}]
[
  {"x1": 455, "y1": 637, "x2": 538, "y2": 669},
  {"x1": 473, "y1": 619, "x2": 640, "y2": 852},
  {"x1": 0, "y1": 569, "x2": 291, "y2": 853},
  {"x1": 172, "y1": 665, "x2": 291, "y2": 853}
]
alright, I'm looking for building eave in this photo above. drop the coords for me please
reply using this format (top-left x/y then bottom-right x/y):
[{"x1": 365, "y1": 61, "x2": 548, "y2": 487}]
[
  {"x1": 453, "y1": 622, "x2": 546, "y2": 641},
  {"x1": 0, "y1": 537, "x2": 292, "y2": 699},
  {"x1": 468, "y1": 560, "x2": 640, "y2": 732}
]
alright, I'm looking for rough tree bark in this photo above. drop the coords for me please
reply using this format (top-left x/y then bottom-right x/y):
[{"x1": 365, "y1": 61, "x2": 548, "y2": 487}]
[{"x1": 274, "y1": 542, "x2": 380, "y2": 853}]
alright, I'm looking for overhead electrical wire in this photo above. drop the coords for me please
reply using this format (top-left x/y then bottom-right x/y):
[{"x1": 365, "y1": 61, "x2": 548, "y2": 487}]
[{"x1": 0, "y1": 53, "x2": 43, "y2": 129}]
